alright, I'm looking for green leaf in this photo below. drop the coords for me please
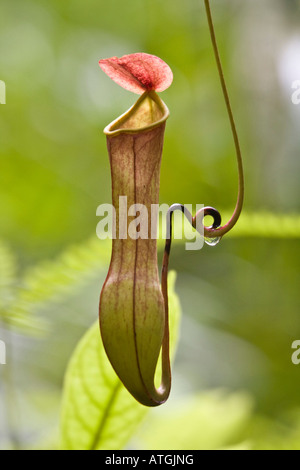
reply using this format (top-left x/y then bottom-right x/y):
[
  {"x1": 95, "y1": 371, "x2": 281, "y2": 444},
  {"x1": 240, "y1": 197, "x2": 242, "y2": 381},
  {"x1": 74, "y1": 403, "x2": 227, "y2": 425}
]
[{"x1": 60, "y1": 271, "x2": 181, "y2": 450}]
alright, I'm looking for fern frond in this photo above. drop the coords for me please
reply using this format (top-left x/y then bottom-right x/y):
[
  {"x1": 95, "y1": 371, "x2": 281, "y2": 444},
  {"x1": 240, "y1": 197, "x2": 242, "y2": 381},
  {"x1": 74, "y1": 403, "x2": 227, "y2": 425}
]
[
  {"x1": 224, "y1": 212, "x2": 300, "y2": 238},
  {"x1": 6, "y1": 238, "x2": 110, "y2": 333}
]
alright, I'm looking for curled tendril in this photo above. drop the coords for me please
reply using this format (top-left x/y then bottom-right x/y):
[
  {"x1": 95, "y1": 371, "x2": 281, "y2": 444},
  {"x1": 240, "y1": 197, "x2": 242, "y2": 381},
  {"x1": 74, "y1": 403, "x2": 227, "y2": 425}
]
[
  {"x1": 202, "y1": 0, "x2": 244, "y2": 240},
  {"x1": 161, "y1": 206, "x2": 222, "y2": 341},
  {"x1": 161, "y1": 0, "x2": 244, "y2": 342}
]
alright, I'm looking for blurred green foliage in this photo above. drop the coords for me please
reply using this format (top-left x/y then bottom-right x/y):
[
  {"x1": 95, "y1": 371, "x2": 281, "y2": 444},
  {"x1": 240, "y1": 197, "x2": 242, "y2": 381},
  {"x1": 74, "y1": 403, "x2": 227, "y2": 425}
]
[{"x1": 1, "y1": 0, "x2": 300, "y2": 450}]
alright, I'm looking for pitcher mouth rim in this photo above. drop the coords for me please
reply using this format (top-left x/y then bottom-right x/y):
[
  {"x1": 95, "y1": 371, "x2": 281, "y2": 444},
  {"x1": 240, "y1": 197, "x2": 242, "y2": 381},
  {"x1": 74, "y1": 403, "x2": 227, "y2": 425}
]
[{"x1": 103, "y1": 90, "x2": 170, "y2": 137}]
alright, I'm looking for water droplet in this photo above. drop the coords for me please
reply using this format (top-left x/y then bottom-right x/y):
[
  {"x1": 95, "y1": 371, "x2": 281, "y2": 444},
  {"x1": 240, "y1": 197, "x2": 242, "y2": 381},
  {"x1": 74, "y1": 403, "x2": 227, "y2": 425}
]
[{"x1": 204, "y1": 236, "x2": 221, "y2": 247}]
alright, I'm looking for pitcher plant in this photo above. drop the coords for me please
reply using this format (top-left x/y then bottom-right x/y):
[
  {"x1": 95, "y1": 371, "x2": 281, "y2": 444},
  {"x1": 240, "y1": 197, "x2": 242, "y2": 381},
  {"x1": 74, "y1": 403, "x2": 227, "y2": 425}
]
[{"x1": 98, "y1": 0, "x2": 244, "y2": 407}]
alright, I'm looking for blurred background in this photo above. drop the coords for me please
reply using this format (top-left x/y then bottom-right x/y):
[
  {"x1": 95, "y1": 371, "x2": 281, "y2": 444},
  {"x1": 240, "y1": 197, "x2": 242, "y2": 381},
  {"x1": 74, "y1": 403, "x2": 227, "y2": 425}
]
[{"x1": 1, "y1": 0, "x2": 300, "y2": 450}]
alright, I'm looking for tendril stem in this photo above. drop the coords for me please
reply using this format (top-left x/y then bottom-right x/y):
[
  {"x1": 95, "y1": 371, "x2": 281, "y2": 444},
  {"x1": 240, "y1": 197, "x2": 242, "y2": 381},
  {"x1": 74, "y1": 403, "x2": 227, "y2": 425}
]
[{"x1": 203, "y1": 0, "x2": 244, "y2": 238}]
